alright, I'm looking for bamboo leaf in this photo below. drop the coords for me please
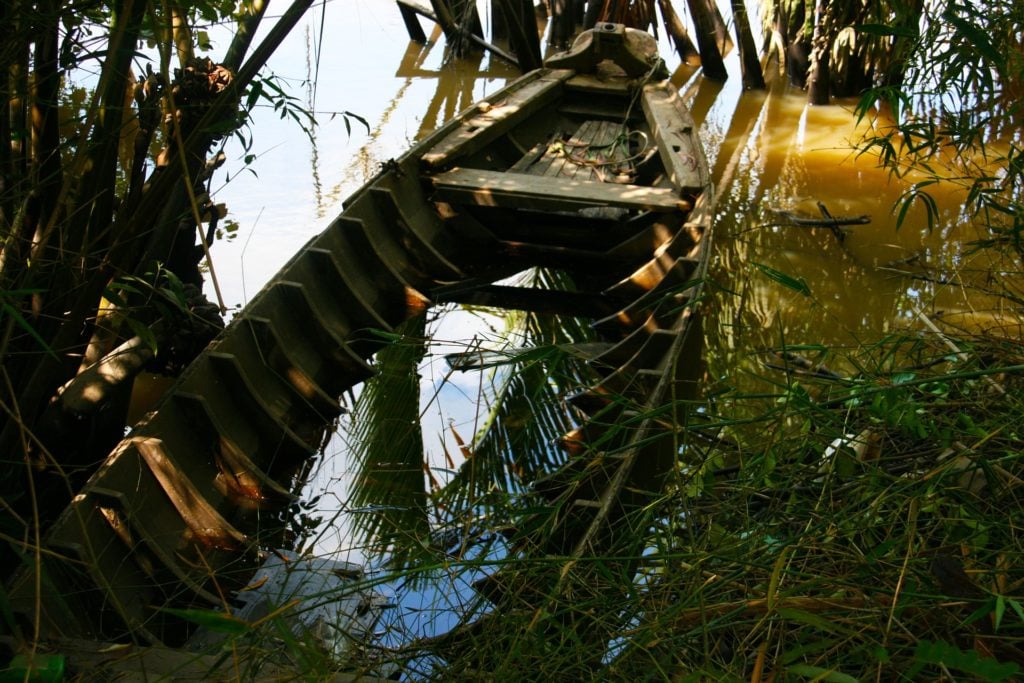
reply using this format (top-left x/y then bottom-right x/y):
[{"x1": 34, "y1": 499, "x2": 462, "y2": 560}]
[
  {"x1": 752, "y1": 263, "x2": 810, "y2": 297},
  {"x1": 944, "y1": 11, "x2": 1003, "y2": 71},
  {"x1": 1, "y1": 303, "x2": 58, "y2": 360},
  {"x1": 912, "y1": 639, "x2": 1019, "y2": 681},
  {"x1": 158, "y1": 606, "x2": 250, "y2": 634}
]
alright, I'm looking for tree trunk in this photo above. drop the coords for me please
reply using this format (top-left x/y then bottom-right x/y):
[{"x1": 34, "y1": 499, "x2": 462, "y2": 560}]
[
  {"x1": 498, "y1": 0, "x2": 542, "y2": 72},
  {"x1": 0, "y1": 0, "x2": 31, "y2": 284},
  {"x1": 657, "y1": 0, "x2": 699, "y2": 64},
  {"x1": 582, "y1": 0, "x2": 600, "y2": 29},
  {"x1": 807, "y1": 0, "x2": 832, "y2": 104},
  {"x1": 731, "y1": 0, "x2": 765, "y2": 89},
  {"x1": 427, "y1": 0, "x2": 462, "y2": 53},
  {"x1": 702, "y1": 0, "x2": 733, "y2": 56},
  {"x1": 548, "y1": 0, "x2": 572, "y2": 50},
  {"x1": 686, "y1": 0, "x2": 728, "y2": 81}
]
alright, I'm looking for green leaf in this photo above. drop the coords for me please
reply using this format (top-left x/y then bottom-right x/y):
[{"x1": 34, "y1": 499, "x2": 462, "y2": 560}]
[
  {"x1": 365, "y1": 328, "x2": 404, "y2": 342},
  {"x1": 344, "y1": 110, "x2": 370, "y2": 134},
  {"x1": 1008, "y1": 598, "x2": 1024, "y2": 624},
  {"x1": 752, "y1": 262, "x2": 811, "y2": 297},
  {"x1": 944, "y1": 11, "x2": 1003, "y2": 71},
  {"x1": 913, "y1": 639, "x2": 1020, "y2": 681},
  {"x1": 158, "y1": 606, "x2": 250, "y2": 634},
  {"x1": 777, "y1": 607, "x2": 848, "y2": 634},
  {"x1": 786, "y1": 663, "x2": 860, "y2": 683}
]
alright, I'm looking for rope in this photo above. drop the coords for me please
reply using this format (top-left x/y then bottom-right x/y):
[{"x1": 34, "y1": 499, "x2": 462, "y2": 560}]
[{"x1": 551, "y1": 129, "x2": 652, "y2": 172}]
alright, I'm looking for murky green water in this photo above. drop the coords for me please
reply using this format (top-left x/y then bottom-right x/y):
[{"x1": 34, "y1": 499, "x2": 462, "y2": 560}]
[{"x1": 701, "y1": 76, "x2": 1019, "y2": 395}]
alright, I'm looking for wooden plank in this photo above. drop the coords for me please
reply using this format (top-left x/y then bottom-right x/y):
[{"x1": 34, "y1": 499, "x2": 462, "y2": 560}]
[
  {"x1": 421, "y1": 70, "x2": 574, "y2": 169},
  {"x1": 498, "y1": 240, "x2": 632, "y2": 274},
  {"x1": 508, "y1": 140, "x2": 550, "y2": 173},
  {"x1": 134, "y1": 437, "x2": 249, "y2": 551},
  {"x1": 256, "y1": 282, "x2": 375, "y2": 381},
  {"x1": 368, "y1": 186, "x2": 465, "y2": 279},
  {"x1": 207, "y1": 352, "x2": 320, "y2": 451},
  {"x1": 527, "y1": 135, "x2": 565, "y2": 177},
  {"x1": 566, "y1": 73, "x2": 635, "y2": 95},
  {"x1": 90, "y1": 486, "x2": 227, "y2": 606},
  {"x1": 641, "y1": 83, "x2": 708, "y2": 193},
  {"x1": 554, "y1": 120, "x2": 596, "y2": 179},
  {"x1": 432, "y1": 284, "x2": 615, "y2": 318},
  {"x1": 527, "y1": 120, "x2": 623, "y2": 182},
  {"x1": 171, "y1": 393, "x2": 297, "y2": 506},
  {"x1": 593, "y1": 260, "x2": 701, "y2": 336},
  {"x1": 591, "y1": 120, "x2": 630, "y2": 181},
  {"x1": 432, "y1": 167, "x2": 691, "y2": 213}
]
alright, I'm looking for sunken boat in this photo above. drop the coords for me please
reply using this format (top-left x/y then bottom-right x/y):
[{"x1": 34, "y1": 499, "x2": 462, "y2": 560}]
[{"x1": 5, "y1": 23, "x2": 713, "y2": 644}]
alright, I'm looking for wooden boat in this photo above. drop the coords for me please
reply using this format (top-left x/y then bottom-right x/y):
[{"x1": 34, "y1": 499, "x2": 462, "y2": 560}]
[{"x1": 5, "y1": 23, "x2": 712, "y2": 643}]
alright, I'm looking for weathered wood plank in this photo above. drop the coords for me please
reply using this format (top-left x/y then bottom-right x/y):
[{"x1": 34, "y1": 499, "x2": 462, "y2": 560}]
[
  {"x1": 134, "y1": 437, "x2": 249, "y2": 551},
  {"x1": 555, "y1": 120, "x2": 596, "y2": 179},
  {"x1": 432, "y1": 167, "x2": 691, "y2": 213},
  {"x1": 508, "y1": 140, "x2": 550, "y2": 173},
  {"x1": 641, "y1": 83, "x2": 708, "y2": 193},
  {"x1": 566, "y1": 73, "x2": 640, "y2": 95},
  {"x1": 421, "y1": 69, "x2": 574, "y2": 169}
]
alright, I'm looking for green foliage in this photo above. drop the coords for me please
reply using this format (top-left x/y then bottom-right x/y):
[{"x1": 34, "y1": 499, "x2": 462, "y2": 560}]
[
  {"x1": 911, "y1": 639, "x2": 1020, "y2": 681},
  {"x1": 347, "y1": 316, "x2": 431, "y2": 568},
  {"x1": 856, "y1": 0, "x2": 1024, "y2": 264},
  {"x1": 158, "y1": 606, "x2": 252, "y2": 635},
  {"x1": 357, "y1": 331, "x2": 1024, "y2": 679},
  {"x1": 753, "y1": 261, "x2": 811, "y2": 296}
]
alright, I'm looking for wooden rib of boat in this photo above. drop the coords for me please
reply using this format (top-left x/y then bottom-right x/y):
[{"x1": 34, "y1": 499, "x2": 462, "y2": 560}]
[{"x1": 5, "y1": 23, "x2": 713, "y2": 643}]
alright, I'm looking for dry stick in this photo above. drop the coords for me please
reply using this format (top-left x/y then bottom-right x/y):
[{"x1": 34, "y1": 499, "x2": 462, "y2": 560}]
[
  {"x1": 769, "y1": 209, "x2": 870, "y2": 227},
  {"x1": 917, "y1": 308, "x2": 1006, "y2": 395},
  {"x1": 685, "y1": 0, "x2": 728, "y2": 81},
  {"x1": 3, "y1": 368, "x2": 42, "y2": 650}
]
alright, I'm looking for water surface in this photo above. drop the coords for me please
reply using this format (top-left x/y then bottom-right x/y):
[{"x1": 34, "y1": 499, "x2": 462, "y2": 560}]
[{"x1": 205, "y1": 0, "x2": 1016, "y2": 643}]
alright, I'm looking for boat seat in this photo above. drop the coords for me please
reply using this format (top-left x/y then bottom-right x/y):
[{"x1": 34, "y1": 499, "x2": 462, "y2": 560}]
[{"x1": 432, "y1": 167, "x2": 690, "y2": 213}]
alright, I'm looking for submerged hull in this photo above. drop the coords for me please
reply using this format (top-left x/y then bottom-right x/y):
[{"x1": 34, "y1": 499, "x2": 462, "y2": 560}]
[{"x1": 7, "y1": 24, "x2": 713, "y2": 643}]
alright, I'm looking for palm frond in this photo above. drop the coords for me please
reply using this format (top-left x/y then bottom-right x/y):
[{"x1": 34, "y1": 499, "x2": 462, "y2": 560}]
[
  {"x1": 437, "y1": 268, "x2": 598, "y2": 525},
  {"x1": 346, "y1": 316, "x2": 431, "y2": 567}
]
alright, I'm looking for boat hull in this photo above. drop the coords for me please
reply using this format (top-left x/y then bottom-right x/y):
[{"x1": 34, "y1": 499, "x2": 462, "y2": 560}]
[{"x1": 6, "y1": 28, "x2": 713, "y2": 644}]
